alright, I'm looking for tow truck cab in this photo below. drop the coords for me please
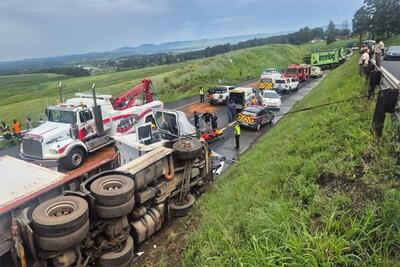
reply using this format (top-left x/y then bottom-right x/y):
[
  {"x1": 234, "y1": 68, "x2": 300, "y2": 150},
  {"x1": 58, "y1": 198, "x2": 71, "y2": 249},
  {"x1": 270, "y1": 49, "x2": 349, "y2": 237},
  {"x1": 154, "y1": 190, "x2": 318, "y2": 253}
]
[{"x1": 21, "y1": 92, "x2": 162, "y2": 170}]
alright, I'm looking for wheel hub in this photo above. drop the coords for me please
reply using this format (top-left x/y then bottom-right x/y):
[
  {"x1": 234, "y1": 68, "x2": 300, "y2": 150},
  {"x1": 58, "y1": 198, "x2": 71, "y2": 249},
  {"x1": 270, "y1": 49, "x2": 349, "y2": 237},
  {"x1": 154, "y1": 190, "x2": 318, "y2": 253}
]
[
  {"x1": 45, "y1": 201, "x2": 76, "y2": 217},
  {"x1": 101, "y1": 179, "x2": 125, "y2": 191}
]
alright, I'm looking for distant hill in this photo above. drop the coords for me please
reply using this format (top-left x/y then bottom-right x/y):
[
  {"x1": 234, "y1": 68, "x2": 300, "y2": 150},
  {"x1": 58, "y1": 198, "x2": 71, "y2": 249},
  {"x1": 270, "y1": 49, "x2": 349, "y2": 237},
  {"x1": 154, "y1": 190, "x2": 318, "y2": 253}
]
[{"x1": 0, "y1": 31, "x2": 293, "y2": 71}]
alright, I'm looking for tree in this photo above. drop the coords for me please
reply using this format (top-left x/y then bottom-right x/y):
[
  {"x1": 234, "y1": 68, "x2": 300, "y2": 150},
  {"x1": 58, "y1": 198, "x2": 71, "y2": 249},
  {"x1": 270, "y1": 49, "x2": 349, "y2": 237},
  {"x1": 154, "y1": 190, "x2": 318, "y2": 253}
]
[
  {"x1": 312, "y1": 27, "x2": 325, "y2": 39},
  {"x1": 326, "y1": 21, "x2": 337, "y2": 44},
  {"x1": 352, "y1": 6, "x2": 370, "y2": 43},
  {"x1": 364, "y1": 0, "x2": 400, "y2": 39}
]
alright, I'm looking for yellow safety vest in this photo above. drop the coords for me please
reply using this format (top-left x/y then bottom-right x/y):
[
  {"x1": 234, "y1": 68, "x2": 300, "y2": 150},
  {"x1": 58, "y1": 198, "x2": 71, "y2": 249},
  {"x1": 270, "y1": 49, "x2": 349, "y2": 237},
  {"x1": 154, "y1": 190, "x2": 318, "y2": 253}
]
[
  {"x1": 199, "y1": 88, "x2": 204, "y2": 95},
  {"x1": 234, "y1": 125, "x2": 241, "y2": 136}
]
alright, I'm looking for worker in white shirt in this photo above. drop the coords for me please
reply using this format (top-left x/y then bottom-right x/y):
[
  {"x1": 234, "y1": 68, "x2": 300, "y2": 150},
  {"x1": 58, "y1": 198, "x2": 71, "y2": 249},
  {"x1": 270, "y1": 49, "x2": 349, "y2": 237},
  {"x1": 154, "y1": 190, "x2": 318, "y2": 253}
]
[
  {"x1": 358, "y1": 46, "x2": 370, "y2": 75},
  {"x1": 374, "y1": 39, "x2": 385, "y2": 67}
]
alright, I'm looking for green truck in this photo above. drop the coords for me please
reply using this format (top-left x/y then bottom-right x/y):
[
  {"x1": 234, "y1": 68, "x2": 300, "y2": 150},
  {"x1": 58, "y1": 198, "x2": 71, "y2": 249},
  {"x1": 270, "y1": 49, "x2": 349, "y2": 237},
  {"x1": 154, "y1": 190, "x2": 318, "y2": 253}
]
[{"x1": 305, "y1": 48, "x2": 348, "y2": 69}]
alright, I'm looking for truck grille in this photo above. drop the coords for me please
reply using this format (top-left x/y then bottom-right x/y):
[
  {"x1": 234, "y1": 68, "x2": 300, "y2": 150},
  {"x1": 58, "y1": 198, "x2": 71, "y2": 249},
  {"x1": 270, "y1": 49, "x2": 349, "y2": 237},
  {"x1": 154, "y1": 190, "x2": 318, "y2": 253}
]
[{"x1": 23, "y1": 139, "x2": 43, "y2": 158}]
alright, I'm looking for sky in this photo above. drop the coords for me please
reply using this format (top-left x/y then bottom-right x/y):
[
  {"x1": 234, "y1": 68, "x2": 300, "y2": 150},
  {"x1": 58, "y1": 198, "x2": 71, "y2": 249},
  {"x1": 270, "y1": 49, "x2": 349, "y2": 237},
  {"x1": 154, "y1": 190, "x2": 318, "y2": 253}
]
[{"x1": 0, "y1": 0, "x2": 363, "y2": 61}]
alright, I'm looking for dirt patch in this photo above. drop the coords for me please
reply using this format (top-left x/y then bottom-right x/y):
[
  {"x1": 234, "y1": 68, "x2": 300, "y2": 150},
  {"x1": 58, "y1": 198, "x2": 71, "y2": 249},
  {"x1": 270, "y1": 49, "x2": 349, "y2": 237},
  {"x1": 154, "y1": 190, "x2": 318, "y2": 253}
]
[
  {"x1": 316, "y1": 172, "x2": 382, "y2": 211},
  {"x1": 179, "y1": 102, "x2": 220, "y2": 117}
]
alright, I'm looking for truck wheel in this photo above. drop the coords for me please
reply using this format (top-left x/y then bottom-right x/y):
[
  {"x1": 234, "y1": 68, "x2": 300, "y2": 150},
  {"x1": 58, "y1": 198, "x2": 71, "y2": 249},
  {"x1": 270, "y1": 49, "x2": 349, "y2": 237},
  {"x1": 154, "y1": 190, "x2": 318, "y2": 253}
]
[
  {"x1": 63, "y1": 147, "x2": 85, "y2": 169},
  {"x1": 169, "y1": 194, "x2": 196, "y2": 217},
  {"x1": 98, "y1": 236, "x2": 134, "y2": 267},
  {"x1": 172, "y1": 138, "x2": 203, "y2": 160},
  {"x1": 32, "y1": 196, "x2": 89, "y2": 237},
  {"x1": 256, "y1": 123, "x2": 261, "y2": 131},
  {"x1": 90, "y1": 175, "x2": 134, "y2": 206},
  {"x1": 95, "y1": 196, "x2": 135, "y2": 219},
  {"x1": 35, "y1": 220, "x2": 89, "y2": 251}
]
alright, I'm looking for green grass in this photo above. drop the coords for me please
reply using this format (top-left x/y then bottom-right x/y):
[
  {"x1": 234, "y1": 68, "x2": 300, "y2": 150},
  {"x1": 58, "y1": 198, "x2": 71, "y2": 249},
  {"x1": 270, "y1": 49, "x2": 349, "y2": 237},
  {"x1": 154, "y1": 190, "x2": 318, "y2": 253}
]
[
  {"x1": 0, "y1": 42, "x2": 346, "y2": 125},
  {"x1": 178, "y1": 56, "x2": 400, "y2": 266}
]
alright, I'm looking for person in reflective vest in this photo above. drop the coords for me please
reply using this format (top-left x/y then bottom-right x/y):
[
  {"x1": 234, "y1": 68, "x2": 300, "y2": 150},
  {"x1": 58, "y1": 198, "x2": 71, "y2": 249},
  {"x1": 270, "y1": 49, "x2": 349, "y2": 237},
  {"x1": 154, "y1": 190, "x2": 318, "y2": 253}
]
[
  {"x1": 234, "y1": 123, "x2": 241, "y2": 149},
  {"x1": 199, "y1": 87, "x2": 205, "y2": 103}
]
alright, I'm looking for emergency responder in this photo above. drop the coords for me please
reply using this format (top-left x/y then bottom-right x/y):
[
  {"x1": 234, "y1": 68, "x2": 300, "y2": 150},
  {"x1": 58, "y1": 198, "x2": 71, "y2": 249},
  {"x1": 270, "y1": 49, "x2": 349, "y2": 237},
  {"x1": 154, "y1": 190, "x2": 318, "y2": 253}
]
[
  {"x1": 234, "y1": 123, "x2": 241, "y2": 149},
  {"x1": 199, "y1": 87, "x2": 205, "y2": 103},
  {"x1": 227, "y1": 99, "x2": 236, "y2": 122},
  {"x1": 211, "y1": 113, "x2": 218, "y2": 130},
  {"x1": 193, "y1": 111, "x2": 199, "y2": 129},
  {"x1": 0, "y1": 121, "x2": 12, "y2": 141},
  {"x1": 201, "y1": 111, "x2": 212, "y2": 131},
  {"x1": 251, "y1": 95, "x2": 258, "y2": 106},
  {"x1": 11, "y1": 119, "x2": 22, "y2": 139}
]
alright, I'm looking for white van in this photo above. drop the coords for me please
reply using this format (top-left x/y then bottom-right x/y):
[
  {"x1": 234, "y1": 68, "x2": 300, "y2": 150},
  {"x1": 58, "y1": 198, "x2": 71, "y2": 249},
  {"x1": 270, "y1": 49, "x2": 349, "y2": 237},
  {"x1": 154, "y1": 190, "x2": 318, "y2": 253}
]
[{"x1": 229, "y1": 87, "x2": 255, "y2": 110}]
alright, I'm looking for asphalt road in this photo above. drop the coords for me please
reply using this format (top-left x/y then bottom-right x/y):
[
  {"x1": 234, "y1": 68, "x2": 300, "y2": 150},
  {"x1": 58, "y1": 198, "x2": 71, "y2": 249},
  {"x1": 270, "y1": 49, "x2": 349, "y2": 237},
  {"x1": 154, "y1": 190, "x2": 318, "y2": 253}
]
[{"x1": 382, "y1": 60, "x2": 400, "y2": 81}]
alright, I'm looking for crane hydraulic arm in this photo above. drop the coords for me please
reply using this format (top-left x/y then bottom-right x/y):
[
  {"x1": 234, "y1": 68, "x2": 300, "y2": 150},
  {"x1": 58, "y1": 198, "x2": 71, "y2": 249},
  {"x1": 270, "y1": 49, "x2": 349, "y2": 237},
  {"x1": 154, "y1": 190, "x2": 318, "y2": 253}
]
[{"x1": 113, "y1": 79, "x2": 154, "y2": 110}]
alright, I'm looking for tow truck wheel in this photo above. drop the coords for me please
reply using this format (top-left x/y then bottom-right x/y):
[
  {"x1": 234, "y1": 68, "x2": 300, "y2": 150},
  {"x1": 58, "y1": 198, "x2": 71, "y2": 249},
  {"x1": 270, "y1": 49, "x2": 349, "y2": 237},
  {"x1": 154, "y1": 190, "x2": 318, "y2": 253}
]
[
  {"x1": 32, "y1": 196, "x2": 89, "y2": 237},
  {"x1": 98, "y1": 236, "x2": 134, "y2": 267},
  {"x1": 169, "y1": 194, "x2": 196, "y2": 217},
  {"x1": 90, "y1": 175, "x2": 135, "y2": 206},
  {"x1": 172, "y1": 138, "x2": 203, "y2": 160},
  {"x1": 63, "y1": 147, "x2": 85, "y2": 169}
]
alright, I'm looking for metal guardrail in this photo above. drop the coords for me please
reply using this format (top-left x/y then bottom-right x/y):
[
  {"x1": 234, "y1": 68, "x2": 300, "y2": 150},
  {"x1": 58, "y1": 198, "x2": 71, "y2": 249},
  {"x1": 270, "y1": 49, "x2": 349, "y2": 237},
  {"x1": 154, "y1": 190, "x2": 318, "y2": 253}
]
[
  {"x1": 371, "y1": 59, "x2": 400, "y2": 89},
  {"x1": 371, "y1": 59, "x2": 400, "y2": 121}
]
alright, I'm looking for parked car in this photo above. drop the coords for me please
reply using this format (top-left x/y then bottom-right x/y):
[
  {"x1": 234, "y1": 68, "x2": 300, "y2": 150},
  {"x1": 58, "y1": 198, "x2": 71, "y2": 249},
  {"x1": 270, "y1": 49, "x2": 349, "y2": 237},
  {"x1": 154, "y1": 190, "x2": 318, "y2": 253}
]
[
  {"x1": 273, "y1": 78, "x2": 299, "y2": 93},
  {"x1": 384, "y1": 46, "x2": 400, "y2": 61},
  {"x1": 260, "y1": 90, "x2": 281, "y2": 110},
  {"x1": 310, "y1": 66, "x2": 323, "y2": 78},
  {"x1": 237, "y1": 105, "x2": 274, "y2": 131},
  {"x1": 207, "y1": 85, "x2": 235, "y2": 105}
]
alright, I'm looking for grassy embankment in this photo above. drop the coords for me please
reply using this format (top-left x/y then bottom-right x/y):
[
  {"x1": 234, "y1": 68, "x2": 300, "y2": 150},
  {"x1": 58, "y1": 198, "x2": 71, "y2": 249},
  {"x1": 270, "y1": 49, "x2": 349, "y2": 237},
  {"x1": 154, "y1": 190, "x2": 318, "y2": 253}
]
[
  {"x1": 0, "y1": 44, "x2": 305, "y2": 123},
  {"x1": 176, "y1": 56, "x2": 400, "y2": 266}
]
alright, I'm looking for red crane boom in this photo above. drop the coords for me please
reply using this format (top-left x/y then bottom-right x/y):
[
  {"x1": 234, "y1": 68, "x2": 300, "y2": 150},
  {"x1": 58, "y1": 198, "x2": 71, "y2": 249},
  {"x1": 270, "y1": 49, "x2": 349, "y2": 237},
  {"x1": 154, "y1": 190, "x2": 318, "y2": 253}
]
[{"x1": 113, "y1": 79, "x2": 154, "y2": 110}]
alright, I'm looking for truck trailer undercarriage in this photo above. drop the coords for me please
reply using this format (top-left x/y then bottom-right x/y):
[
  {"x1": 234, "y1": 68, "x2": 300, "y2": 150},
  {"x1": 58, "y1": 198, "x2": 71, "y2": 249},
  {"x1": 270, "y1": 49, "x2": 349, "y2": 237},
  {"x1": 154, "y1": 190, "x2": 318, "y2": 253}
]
[{"x1": 0, "y1": 137, "x2": 213, "y2": 267}]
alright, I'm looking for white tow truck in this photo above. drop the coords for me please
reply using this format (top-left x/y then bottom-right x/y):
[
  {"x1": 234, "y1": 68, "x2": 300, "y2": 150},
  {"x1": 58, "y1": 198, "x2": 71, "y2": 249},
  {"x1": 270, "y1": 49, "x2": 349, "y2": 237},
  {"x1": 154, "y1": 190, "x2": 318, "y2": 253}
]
[{"x1": 21, "y1": 80, "x2": 163, "y2": 170}]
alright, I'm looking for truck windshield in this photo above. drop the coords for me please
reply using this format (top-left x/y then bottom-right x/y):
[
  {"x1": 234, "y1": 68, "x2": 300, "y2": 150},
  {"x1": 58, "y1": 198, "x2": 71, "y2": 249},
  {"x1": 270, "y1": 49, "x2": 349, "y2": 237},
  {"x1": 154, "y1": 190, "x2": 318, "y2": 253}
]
[
  {"x1": 275, "y1": 80, "x2": 286, "y2": 84},
  {"x1": 48, "y1": 109, "x2": 76, "y2": 124},
  {"x1": 286, "y1": 68, "x2": 298, "y2": 73}
]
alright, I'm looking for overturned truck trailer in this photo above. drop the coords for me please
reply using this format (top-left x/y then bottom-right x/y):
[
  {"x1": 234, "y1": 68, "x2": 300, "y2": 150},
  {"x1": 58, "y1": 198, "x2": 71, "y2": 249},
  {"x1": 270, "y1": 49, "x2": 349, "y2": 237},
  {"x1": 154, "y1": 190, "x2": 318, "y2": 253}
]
[{"x1": 0, "y1": 138, "x2": 212, "y2": 267}]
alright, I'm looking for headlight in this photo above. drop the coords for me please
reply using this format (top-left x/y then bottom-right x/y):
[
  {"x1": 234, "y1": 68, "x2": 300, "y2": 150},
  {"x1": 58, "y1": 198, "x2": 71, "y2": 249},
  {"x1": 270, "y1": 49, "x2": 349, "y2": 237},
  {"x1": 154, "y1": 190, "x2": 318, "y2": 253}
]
[{"x1": 49, "y1": 149, "x2": 58, "y2": 154}]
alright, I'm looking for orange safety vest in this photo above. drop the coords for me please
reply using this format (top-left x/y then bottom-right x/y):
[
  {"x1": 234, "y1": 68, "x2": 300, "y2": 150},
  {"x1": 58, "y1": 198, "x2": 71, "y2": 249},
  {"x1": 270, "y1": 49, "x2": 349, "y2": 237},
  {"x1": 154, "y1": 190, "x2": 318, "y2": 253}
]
[{"x1": 11, "y1": 122, "x2": 21, "y2": 134}]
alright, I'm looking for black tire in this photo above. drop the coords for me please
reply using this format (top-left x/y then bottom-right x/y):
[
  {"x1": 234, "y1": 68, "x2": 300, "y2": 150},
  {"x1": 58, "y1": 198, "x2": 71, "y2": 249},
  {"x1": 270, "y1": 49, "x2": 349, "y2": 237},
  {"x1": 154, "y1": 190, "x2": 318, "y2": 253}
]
[
  {"x1": 32, "y1": 196, "x2": 88, "y2": 237},
  {"x1": 35, "y1": 220, "x2": 89, "y2": 251},
  {"x1": 95, "y1": 196, "x2": 135, "y2": 219},
  {"x1": 90, "y1": 175, "x2": 135, "y2": 206},
  {"x1": 98, "y1": 236, "x2": 134, "y2": 267},
  {"x1": 173, "y1": 138, "x2": 203, "y2": 161},
  {"x1": 169, "y1": 194, "x2": 196, "y2": 217},
  {"x1": 256, "y1": 123, "x2": 261, "y2": 131},
  {"x1": 63, "y1": 147, "x2": 85, "y2": 169}
]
